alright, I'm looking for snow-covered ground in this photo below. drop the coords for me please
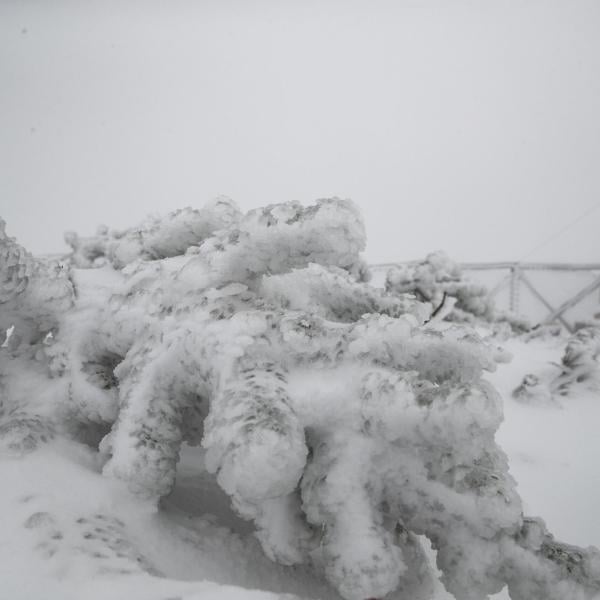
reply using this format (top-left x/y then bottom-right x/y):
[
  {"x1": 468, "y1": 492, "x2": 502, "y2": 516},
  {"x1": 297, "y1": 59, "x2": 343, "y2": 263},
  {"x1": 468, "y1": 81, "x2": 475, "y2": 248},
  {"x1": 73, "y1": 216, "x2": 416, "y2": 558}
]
[{"x1": 1, "y1": 335, "x2": 598, "y2": 600}]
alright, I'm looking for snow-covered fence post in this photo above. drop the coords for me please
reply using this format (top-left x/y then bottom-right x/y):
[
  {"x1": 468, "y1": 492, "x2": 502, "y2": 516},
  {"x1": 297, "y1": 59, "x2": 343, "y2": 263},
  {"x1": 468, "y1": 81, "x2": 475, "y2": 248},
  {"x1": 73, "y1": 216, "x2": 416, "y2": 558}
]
[{"x1": 509, "y1": 264, "x2": 521, "y2": 313}]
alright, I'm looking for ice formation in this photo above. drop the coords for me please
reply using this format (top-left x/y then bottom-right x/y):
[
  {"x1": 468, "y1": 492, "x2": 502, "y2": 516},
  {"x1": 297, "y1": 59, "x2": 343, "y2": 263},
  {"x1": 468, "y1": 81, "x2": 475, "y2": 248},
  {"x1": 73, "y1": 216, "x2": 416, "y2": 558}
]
[
  {"x1": 385, "y1": 251, "x2": 530, "y2": 334},
  {"x1": 552, "y1": 322, "x2": 600, "y2": 395},
  {"x1": 514, "y1": 320, "x2": 600, "y2": 403},
  {"x1": 2, "y1": 201, "x2": 600, "y2": 600}
]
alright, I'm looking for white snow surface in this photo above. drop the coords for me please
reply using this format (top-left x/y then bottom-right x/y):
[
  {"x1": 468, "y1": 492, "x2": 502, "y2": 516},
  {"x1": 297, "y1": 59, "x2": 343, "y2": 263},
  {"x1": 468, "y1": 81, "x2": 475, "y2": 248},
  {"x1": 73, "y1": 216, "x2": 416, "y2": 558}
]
[{"x1": 1, "y1": 335, "x2": 598, "y2": 600}]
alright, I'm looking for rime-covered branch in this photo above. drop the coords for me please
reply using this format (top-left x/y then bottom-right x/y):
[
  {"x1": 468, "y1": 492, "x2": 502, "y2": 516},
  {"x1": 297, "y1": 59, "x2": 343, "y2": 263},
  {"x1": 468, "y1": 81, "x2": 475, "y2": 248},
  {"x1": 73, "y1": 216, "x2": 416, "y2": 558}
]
[{"x1": 385, "y1": 251, "x2": 530, "y2": 334}]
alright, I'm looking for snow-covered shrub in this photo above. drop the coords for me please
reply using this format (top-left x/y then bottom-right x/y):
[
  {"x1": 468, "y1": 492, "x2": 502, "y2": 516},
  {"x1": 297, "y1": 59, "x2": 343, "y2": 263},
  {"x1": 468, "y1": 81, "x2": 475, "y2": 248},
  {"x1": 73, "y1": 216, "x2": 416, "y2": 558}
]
[
  {"x1": 2, "y1": 200, "x2": 600, "y2": 600},
  {"x1": 64, "y1": 196, "x2": 241, "y2": 268},
  {"x1": 514, "y1": 321, "x2": 600, "y2": 403},
  {"x1": 385, "y1": 251, "x2": 530, "y2": 335},
  {"x1": 512, "y1": 373, "x2": 555, "y2": 406},
  {"x1": 1, "y1": 219, "x2": 73, "y2": 338},
  {"x1": 522, "y1": 323, "x2": 563, "y2": 342},
  {"x1": 552, "y1": 322, "x2": 600, "y2": 396},
  {"x1": 385, "y1": 252, "x2": 493, "y2": 321}
]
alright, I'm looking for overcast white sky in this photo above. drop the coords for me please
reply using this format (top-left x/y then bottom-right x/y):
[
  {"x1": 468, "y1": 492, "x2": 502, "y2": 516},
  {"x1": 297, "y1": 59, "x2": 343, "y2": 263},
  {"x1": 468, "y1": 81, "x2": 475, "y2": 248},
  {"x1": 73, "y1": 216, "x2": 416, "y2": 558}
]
[{"x1": 1, "y1": 0, "x2": 599, "y2": 264}]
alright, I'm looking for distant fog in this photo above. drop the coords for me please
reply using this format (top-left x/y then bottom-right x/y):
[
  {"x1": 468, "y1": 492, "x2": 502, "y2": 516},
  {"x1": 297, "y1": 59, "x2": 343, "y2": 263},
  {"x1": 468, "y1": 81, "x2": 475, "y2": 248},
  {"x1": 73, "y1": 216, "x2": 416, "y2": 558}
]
[{"x1": 2, "y1": 0, "x2": 599, "y2": 264}]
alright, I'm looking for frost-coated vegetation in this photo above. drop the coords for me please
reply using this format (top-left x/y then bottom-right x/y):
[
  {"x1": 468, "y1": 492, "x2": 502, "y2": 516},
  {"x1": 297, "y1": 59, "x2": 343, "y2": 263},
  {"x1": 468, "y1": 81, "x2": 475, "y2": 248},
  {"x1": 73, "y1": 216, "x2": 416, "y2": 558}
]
[
  {"x1": 514, "y1": 319, "x2": 600, "y2": 404},
  {"x1": 385, "y1": 252, "x2": 530, "y2": 335},
  {"x1": 2, "y1": 200, "x2": 600, "y2": 600}
]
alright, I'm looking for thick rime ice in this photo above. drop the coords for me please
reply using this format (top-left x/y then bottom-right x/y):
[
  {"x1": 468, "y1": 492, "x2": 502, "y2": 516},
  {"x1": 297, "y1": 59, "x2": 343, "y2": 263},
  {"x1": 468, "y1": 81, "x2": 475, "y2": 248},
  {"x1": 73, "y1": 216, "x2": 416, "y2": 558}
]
[
  {"x1": 2, "y1": 200, "x2": 600, "y2": 600},
  {"x1": 63, "y1": 197, "x2": 242, "y2": 269},
  {"x1": 552, "y1": 321, "x2": 600, "y2": 395},
  {"x1": 514, "y1": 319, "x2": 600, "y2": 404},
  {"x1": 385, "y1": 251, "x2": 531, "y2": 334}
]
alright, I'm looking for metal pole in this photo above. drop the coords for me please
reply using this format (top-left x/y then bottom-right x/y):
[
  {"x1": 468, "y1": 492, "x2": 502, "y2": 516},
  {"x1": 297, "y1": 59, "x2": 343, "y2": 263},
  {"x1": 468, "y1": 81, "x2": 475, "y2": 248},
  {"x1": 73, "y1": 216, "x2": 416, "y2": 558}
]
[{"x1": 509, "y1": 265, "x2": 520, "y2": 314}]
